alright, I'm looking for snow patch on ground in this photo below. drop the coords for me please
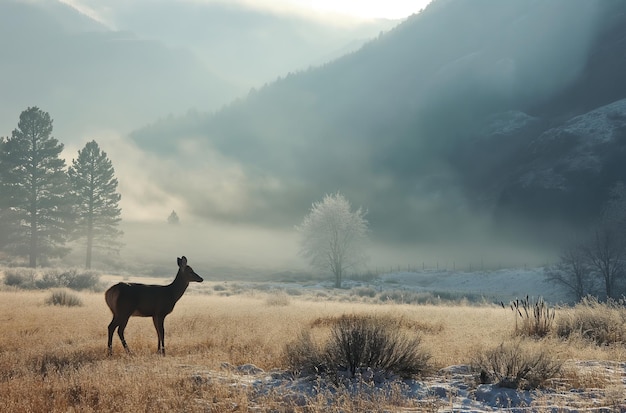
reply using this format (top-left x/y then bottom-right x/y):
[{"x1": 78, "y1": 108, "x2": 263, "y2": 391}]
[
  {"x1": 193, "y1": 361, "x2": 626, "y2": 412},
  {"x1": 376, "y1": 267, "x2": 571, "y2": 304}
]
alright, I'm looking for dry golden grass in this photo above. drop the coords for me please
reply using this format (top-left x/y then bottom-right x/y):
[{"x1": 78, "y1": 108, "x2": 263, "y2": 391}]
[{"x1": 0, "y1": 284, "x2": 624, "y2": 412}]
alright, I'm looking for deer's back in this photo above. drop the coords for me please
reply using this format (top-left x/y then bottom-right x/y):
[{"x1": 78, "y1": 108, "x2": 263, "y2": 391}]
[{"x1": 105, "y1": 282, "x2": 175, "y2": 317}]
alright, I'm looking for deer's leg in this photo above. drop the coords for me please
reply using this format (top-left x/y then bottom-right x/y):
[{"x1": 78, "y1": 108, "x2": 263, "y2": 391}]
[
  {"x1": 107, "y1": 317, "x2": 118, "y2": 355},
  {"x1": 117, "y1": 316, "x2": 131, "y2": 353},
  {"x1": 153, "y1": 315, "x2": 165, "y2": 356}
]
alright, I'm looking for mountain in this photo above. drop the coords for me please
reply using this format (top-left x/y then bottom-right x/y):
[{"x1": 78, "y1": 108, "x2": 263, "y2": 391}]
[
  {"x1": 78, "y1": 0, "x2": 399, "y2": 87},
  {"x1": 130, "y1": 0, "x2": 626, "y2": 249},
  {"x1": 0, "y1": 0, "x2": 236, "y2": 141},
  {"x1": 1, "y1": 0, "x2": 393, "y2": 142}
]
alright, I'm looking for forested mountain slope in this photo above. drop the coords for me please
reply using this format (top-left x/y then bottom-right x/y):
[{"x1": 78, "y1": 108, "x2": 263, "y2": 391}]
[{"x1": 127, "y1": 0, "x2": 626, "y2": 245}]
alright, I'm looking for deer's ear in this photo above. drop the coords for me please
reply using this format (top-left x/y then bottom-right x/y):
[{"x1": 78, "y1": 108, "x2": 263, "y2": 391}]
[{"x1": 179, "y1": 256, "x2": 187, "y2": 267}]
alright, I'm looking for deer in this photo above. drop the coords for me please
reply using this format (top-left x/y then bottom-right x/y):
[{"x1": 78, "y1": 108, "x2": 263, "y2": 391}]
[{"x1": 105, "y1": 256, "x2": 203, "y2": 356}]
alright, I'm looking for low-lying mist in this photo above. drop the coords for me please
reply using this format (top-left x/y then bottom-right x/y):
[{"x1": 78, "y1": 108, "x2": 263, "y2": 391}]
[
  {"x1": 59, "y1": 132, "x2": 559, "y2": 280},
  {"x1": 65, "y1": 219, "x2": 557, "y2": 281}
]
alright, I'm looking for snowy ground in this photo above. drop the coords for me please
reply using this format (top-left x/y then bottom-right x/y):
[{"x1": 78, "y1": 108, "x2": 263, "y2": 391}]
[
  {"x1": 105, "y1": 267, "x2": 625, "y2": 410},
  {"x1": 194, "y1": 360, "x2": 626, "y2": 412},
  {"x1": 187, "y1": 268, "x2": 625, "y2": 412},
  {"x1": 375, "y1": 267, "x2": 572, "y2": 305},
  {"x1": 240, "y1": 266, "x2": 573, "y2": 305}
]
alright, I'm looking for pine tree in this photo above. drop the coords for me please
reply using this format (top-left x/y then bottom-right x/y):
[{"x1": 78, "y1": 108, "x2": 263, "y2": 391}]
[
  {"x1": 0, "y1": 136, "x2": 12, "y2": 250},
  {"x1": 0, "y1": 107, "x2": 72, "y2": 266},
  {"x1": 167, "y1": 210, "x2": 180, "y2": 225},
  {"x1": 68, "y1": 140, "x2": 122, "y2": 269}
]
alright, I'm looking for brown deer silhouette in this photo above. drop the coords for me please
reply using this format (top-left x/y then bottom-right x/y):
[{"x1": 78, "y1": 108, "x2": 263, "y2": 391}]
[{"x1": 105, "y1": 256, "x2": 203, "y2": 355}]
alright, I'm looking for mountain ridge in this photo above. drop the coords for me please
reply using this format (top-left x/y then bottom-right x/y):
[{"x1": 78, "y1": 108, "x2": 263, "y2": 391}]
[{"x1": 131, "y1": 0, "x2": 626, "y2": 247}]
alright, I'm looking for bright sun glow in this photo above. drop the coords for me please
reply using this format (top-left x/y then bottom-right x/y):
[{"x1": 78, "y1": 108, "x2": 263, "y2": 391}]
[
  {"x1": 289, "y1": 0, "x2": 432, "y2": 19},
  {"x1": 61, "y1": 0, "x2": 433, "y2": 26}
]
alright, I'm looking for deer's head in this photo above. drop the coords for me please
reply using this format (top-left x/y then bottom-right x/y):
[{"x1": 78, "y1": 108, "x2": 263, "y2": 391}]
[{"x1": 177, "y1": 256, "x2": 204, "y2": 283}]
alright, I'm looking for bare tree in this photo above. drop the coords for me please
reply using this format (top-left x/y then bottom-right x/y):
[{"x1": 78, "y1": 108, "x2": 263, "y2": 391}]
[
  {"x1": 586, "y1": 182, "x2": 626, "y2": 299},
  {"x1": 297, "y1": 192, "x2": 368, "y2": 288},
  {"x1": 551, "y1": 182, "x2": 626, "y2": 301},
  {"x1": 546, "y1": 243, "x2": 593, "y2": 302},
  {"x1": 583, "y1": 228, "x2": 624, "y2": 300}
]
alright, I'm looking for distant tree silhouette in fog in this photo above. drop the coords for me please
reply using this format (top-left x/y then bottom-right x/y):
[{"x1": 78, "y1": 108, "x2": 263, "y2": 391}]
[
  {"x1": 68, "y1": 140, "x2": 122, "y2": 269},
  {"x1": 550, "y1": 182, "x2": 626, "y2": 301},
  {"x1": 0, "y1": 107, "x2": 71, "y2": 266},
  {"x1": 167, "y1": 210, "x2": 180, "y2": 225},
  {"x1": 297, "y1": 192, "x2": 368, "y2": 288}
]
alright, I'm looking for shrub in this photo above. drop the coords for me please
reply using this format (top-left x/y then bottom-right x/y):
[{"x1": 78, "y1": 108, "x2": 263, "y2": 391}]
[
  {"x1": 473, "y1": 341, "x2": 563, "y2": 389},
  {"x1": 556, "y1": 296, "x2": 626, "y2": 345},
  {"x1": 3, "y1": 268, "x2": 37, "y2": 289},
  {"x1": 31, "y1": 349, "x2": 99, "y2": 377},
  {"x1": 64, "y1": 269, "x2": 101, "y2": 290},
  {"x1": 284, "y1": 331, "x2": 327, "y2": 375},
  {"x1": 351, "y1": 286, "x2": 377, "y2": 298},
  {"x1": 377, "y1": 289, "x2": 486, "y2": 305},
  {"x1": 3, "y1": 268, "x2": 101, "y2": 291},
  {"x1": 265, "y1": 291, "x2": 290, "y2": 306},
  {"x1": 285, "y1": 314, "x2": 430, "y2": 382},
  {"x1": 45, "y1": 290, "x2": 83, "y2": 307},
  {"x1": 504, "y1": 296, "x2": 555, "y2": 338},
  {"x1": 35, "y1": 271, "x2": 63, "y2": 289}
]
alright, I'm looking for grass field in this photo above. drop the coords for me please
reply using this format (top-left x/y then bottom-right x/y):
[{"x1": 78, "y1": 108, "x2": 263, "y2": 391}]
[{"x1": 0, "y1": 274, "x2": 625, "y2": 411}]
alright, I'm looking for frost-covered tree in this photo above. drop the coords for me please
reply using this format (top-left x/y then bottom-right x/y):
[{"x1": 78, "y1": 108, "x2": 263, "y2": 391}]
[
  {"x1": 68, "y1": 140, "x2": 122, "y2": 269},
  {"x1": 297, "y1": 192, "x2": 368, "y2": 288},
  {"x1": 0, "y1": 107, "x2": 71, "y2": 266}
]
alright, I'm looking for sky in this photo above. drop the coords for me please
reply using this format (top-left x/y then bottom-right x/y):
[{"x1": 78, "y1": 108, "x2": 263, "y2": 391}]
[
  {"x1": 61, "y1": 0, "x2": 433, "y2": 25},
  {"x1": 246, "y1": 0, "x2": 433, "y2": 19}
]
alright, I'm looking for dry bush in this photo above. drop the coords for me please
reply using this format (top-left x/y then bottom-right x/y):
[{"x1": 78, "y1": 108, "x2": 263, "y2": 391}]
[
  {"x1": 3, "y1": 268, "x2": 37, "y2": 289},
  {"x1": 45, "y1": 290, "x2": 83, "y2": 307},
  {"x1": 351, "y1": 286, "x2": 377, "y2": 298},
  {"x1": 473, "y1": 341, "x2": 563, "y2": 389},
  {"x1": 286, "y1": 313, "x2": 430, "y2": 381},
  {"x1": 265, "y1": 291, "x2": 291, "y2": 306},
  {"x1": 3, "y1": 268, "x2": 101, "y2": 291},
  {"x1": 504, "y1": 296, "x2": 555, "y2": 338},
  {"x1": 212, "y1": 283, "x2": 227, "y2": 292},
  {"x1": 378, "y1": 289, "x2": 485, "y2": 305},
  {"x1": 29, "y1": 348, "x2": 101, "y2": 378},
  {"x1": 556, "y1": 296, "x2": 626, "y2": 345}
]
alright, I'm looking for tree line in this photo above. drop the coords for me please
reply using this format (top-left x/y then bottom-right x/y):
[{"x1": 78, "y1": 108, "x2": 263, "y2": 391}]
[{"x1": 0, "y1": 107, "x2": 122, "y2": 268}]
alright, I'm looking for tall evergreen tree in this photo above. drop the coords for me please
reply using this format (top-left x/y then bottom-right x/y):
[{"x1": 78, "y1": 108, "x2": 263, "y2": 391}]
[
  {"x1": 68, "y1": 140, "x2": 122, "y2": 269},
  {"x1": 0, "y1": 136, "x2": 12, "y2": 250},
  {"x1": 0, "y1": 107, "x2": 71, "y2": 266}
]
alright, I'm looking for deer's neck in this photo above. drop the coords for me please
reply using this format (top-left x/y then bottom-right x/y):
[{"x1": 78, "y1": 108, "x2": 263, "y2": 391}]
[{"x1": 169, "y1": 272, "x2": 190, "y2": 301}]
